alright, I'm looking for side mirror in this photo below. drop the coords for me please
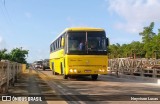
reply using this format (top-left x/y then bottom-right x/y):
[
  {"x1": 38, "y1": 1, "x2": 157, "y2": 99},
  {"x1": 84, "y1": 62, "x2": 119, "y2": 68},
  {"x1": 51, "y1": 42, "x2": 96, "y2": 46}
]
[
  {"x1": 106, "y1": 37, "x2": 109, "y2": 47},
  {"x1": 61, "y1": 37, "x2": 64, "y2": 47}
]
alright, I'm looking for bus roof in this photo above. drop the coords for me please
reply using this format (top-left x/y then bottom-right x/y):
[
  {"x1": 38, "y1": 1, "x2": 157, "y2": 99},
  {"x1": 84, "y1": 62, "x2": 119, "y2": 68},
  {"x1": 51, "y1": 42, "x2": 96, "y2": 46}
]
[
  {"x1": 50, "y1": 27, "x2": 105, "y2": 44},
  {"x1": 66, "y1": 27, "x2": 104, "y2": 31}
]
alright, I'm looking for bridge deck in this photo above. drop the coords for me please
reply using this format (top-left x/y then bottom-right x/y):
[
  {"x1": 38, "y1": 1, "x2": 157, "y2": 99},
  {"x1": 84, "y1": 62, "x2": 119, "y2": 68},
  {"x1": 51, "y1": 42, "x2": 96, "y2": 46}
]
[{"x1": 1, "y1": 68, "x2": 160, "y2": 104}]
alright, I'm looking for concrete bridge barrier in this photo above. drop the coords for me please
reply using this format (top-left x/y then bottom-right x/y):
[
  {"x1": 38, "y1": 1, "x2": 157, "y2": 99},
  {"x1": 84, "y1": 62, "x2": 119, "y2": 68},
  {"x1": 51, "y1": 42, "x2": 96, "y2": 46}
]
[
  {"x1": 0, "y1": 61, "x2": 25, "y2": 94},
  {"x1": 108, "y1": 58, "x2": 160, "y2": 78}
]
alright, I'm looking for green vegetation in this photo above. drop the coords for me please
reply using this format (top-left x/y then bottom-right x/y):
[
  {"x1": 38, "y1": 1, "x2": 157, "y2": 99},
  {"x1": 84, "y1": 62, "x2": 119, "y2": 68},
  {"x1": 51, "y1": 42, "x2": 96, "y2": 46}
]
[
  {"x1": 109, "y1": 22, "x2": 160, "y2": 59},
  {"x1": 0, "y1": 47, "x2": 29, "y2": 64}
]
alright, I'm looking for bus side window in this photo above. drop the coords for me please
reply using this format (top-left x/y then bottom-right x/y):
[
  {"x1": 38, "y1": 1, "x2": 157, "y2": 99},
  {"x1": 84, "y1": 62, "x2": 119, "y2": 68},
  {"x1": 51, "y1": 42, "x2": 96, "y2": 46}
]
[{"x1": 50, "y1": 45, "x2": 52, "y2": 52}]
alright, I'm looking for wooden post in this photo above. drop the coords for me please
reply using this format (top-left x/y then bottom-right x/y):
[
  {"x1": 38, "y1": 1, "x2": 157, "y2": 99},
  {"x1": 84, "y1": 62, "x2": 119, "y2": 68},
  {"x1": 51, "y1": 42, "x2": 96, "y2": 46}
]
[
  {"x1": 153, "y1": 69, "x2": 156, "y2": 78},
  {"x1": 12, "y1": 63, "x2": 15, "y2": 86},
  {"x1": 6, "y1": 61, "x2": 10, "y2": 93},
  {"x1": 134, "y1": 53, "x2": 136, "y2": 59}
]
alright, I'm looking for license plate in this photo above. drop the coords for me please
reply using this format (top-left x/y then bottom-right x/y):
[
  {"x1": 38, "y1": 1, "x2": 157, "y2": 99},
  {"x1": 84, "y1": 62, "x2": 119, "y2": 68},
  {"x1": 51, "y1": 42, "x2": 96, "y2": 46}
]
[{"x1": 85, "y1": 70, "x2": 91, "y2": 73}]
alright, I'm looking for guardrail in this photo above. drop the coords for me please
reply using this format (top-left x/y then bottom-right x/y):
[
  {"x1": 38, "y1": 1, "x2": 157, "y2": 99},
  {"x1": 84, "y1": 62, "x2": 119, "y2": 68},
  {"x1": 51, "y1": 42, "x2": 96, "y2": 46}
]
[
  {"x1": 0, "y1": 61, "x2": 23, "y2": 94},
  {"x1": 108, "y1": 58, "x2": 160, "y2": 78}
]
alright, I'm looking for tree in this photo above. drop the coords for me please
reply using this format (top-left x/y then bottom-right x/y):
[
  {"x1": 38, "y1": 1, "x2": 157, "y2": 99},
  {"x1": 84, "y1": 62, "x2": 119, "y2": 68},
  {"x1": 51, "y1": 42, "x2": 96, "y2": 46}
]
[
  {"x1": 130, "y1": 41, "x2": 145, "y2": 58},
  {"x1": 139, "y1": 22, "x2": 155, "y2": 43},
  {"x1": 151, "y1": 29, "x2": 160, "y2": 58},
  {"x1": 10, "y1": 48, "x2": 29, "y2": 64},
  {"x1": 109, "y1": 44, "x2": 120, "y2": 58},
  {"x1": 0, "y1": 49, "x2": 10, "y2": 61},
  {"x1": 139, "y1": 22, "x2": 156, "y2": 58},
  {"x1": 0, "y1": 47, "x2": 29, "y2": 64},
  {"x1": 108, "y1": 22, "x2": 160, "y2": 59}
]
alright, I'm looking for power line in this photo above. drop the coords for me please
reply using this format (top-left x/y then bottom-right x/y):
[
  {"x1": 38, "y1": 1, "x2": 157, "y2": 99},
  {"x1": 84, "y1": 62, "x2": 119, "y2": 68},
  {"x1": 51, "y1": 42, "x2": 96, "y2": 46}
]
[
  {"x1": 0, "y1": 0, "x2": 13, "y2": 25},
  {"x1": 0, "y1": 0, "x2": 17, "y2": 36},
  {"x1": 0, "y1": 0, "x2": 7, "y2": 20}
]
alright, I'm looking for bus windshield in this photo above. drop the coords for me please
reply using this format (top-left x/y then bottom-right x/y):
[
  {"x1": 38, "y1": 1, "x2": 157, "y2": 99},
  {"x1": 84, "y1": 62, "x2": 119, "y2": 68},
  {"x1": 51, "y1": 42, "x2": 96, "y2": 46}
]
[{"x1": 67, "y1": 31, "x2": 107, "y2": 55}]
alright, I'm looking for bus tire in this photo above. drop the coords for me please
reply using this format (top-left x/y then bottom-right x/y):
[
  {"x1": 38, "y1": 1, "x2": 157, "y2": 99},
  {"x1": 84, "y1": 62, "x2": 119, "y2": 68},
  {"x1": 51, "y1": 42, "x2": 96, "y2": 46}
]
[
  {"x1": 60, "y1": 63, "x2": 63, "y2": 75},
  {"x1": 52, "y1": 70, "x2": 58, "y2": 75},
  {"x1": 52, "y1": 62, "x2": 55, "y2": 75},
  {"x1": 52, "y1": 70, "x2": 55, "y2": 75},
  {"x1": 91, "y1": 74, "x2": 98, "y2": 80},
  {"x1": 63, "y1": 74, "x2": 68, "y2": 79}
]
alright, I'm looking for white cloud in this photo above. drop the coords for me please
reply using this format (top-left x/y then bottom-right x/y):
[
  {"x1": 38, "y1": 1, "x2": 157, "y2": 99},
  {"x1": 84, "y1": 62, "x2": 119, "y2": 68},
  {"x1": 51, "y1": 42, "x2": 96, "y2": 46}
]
[
  {"x1": 0, "y1": 36, "x2": 6, "y2": 49},
  {"x1": 25, "y1": 12, "x2": 32, "y2": 19},
  {"x1": 107, "y1": 0, "x2": 160, "y2": 33}
]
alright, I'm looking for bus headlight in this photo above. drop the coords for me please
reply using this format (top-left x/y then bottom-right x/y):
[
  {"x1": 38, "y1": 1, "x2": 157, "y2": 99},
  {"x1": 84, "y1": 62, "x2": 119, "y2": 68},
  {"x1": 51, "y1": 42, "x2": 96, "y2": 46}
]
[
  {"x1": 101, "y1": 69, "x2": 105, "y2": 72},
  {"x1": 99, "y1": 69, "x2": 105, "y2": 72},
  {"x1": 74, "y1": 69, "x2": 77, "y2": 73},
  {"x1": 69, "y1": 69, "x2": 77, "y2": 73},
  {"x1": 69, "y1": 69, "x2": 73, "y2": 73},
  {"x1": 99, "y1": 69, "x2": 102, "y2": 72}
]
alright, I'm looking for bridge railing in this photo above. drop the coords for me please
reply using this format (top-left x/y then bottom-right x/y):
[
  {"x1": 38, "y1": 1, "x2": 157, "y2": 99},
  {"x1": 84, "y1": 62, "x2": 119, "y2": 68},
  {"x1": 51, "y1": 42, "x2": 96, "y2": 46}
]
[
  {"x1": 108, "y1": 58, "x2": 160, "y2": 78},
  {"x1": 0, "y1": 61, "x2": 23, "y2": 94}
]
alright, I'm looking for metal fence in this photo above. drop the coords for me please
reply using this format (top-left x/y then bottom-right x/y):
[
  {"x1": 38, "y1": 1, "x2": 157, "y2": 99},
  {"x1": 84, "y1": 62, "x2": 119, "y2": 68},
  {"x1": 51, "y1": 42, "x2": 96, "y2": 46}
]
[
  {"x1": 0, "y1": 61, "x2": 23, "y2": 93},
  {"x1": 108, "y1": 58, "x2": 160, "y2": 78}
]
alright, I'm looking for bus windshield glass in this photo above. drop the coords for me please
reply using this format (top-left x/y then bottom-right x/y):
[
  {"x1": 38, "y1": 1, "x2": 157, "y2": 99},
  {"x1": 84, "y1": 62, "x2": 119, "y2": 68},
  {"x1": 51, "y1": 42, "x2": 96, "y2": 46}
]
[{"x1": 68, "y1": 31, "x2": 107, "y2": 55}]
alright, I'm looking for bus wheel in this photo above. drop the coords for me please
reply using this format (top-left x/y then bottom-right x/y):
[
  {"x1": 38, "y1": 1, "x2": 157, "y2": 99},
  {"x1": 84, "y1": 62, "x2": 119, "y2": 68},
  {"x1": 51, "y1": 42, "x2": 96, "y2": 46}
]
[
  {"x1": 52, "y1": 62, "x2": 55, "y2": 75},
  {"x1": 91, "y1": 74, "x2": 98, "y2": 80},
  {"x1": 52, "y1": 70, "x2": 55, "y2": 75},
  {"x1": 63, "y1": 74, "x2": 68, "y2": 79}
]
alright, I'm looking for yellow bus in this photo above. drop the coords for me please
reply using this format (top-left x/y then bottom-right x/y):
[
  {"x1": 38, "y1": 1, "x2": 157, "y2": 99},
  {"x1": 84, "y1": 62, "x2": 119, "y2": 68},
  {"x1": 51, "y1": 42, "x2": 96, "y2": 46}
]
[{"x1": 50, "y1": 27, "x2": 109, "y2": 80}]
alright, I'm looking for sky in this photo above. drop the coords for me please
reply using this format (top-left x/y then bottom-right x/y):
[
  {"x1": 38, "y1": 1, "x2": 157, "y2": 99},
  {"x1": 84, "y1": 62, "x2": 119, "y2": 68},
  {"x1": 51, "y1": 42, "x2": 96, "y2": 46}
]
[{"x1": 0, "y1": 0, "x2": 160, "y2": 63}]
